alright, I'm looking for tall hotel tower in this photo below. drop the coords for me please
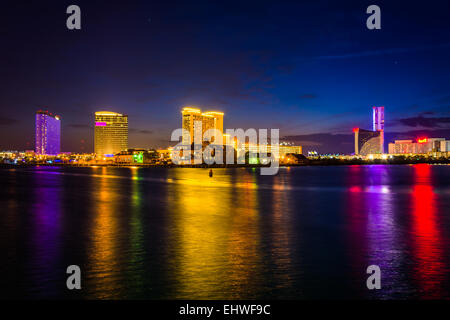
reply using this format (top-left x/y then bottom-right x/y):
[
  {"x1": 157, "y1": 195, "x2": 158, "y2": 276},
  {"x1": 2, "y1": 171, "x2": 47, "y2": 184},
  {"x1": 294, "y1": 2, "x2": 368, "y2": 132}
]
[
  {"x1": 354, "y1": 106, "x2": 385, "y2": 155},
  {"x1": 373, "y1": 106, "x2": 385, "y2": 153},
  {"x1": 35, "y1": 110, "x2": 61, "y2": 155},
  {"x1": 181, "y1": 107, "x2": 224, "y2": 144},
  {"x1": 94, "y1": 111, "x2": 128, "y2": 156}
]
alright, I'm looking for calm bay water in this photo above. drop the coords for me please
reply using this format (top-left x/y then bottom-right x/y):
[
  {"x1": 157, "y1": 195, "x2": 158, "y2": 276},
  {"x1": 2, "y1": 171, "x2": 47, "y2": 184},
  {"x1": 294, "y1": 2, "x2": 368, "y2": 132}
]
[{"x1": 0, "y1": 164, "x2": 450, "y2": 299}]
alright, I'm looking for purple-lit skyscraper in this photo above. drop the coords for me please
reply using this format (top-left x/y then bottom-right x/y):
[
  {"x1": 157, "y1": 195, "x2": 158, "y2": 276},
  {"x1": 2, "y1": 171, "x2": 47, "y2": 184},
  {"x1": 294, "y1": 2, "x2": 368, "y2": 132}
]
[
  {"x1": 35, "y1": 110, "x2": 61, "y2": 155},
  {"x1": 373, "y1": 106, "x2": 385, "y2": 153},
  {"x1": 373, "y1": 106, "x2": 384, "y2": 131}
]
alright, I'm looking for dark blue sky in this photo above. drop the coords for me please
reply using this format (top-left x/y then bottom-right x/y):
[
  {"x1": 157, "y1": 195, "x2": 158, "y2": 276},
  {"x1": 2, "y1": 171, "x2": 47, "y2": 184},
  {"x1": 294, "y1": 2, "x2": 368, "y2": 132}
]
[{"x1": 1, "y1": 0, "x2": 449, "y2": 153}]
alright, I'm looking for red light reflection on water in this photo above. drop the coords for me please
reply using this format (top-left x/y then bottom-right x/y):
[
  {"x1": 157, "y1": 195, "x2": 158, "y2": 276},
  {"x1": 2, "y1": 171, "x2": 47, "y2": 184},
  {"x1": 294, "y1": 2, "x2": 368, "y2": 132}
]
[
  {"x1": 345, "y1": 165, "x2": 368, "y2": 296},
  {"x1": 411, "y1": 164, "x2": 444, "y2": 298}
]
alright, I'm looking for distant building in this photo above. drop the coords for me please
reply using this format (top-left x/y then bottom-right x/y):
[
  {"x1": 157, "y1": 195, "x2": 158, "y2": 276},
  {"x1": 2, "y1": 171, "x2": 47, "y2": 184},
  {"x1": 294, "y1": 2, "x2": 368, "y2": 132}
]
[
  {"x1": 373, "y1": 106, "x2": 384, "y2": 131},
  {"x1": 372, "y1": 106, "x2": 385, "y2": 153},
  {"x1": 388, "y1": 140, "x2": 416, "y2": 154},
  {"x1": 441, "y1": 140, "x2": 450, "y2": 152},
  {"x1": 279, "y1": 144, "x2": 302, "y2": 156},
  {"x1": 245, "y1": 143, "x2": 302, "y2": 157},
  {"x1": 94, "y1": 111, "x2": 128, "y2": 156},
  {"x1": 114, "y1": 149, "x2": 158, "y2": 164},
  {"x1": 354, "y1": 128, "x2": 382, "y2": 155},
  {"x1": 181, "y1": 107, "x2": 224, "y2": 144},
  {"x1": 157, "y1": 149, "x2": 172, "y2": 161},
  {"x1": 388, "y1": 138, "x2": 448, "y2": 154},
  {"x1": 202, "y1": 111, "x2": 224, "y2": 139},
  {"x1": 281, "y1": 153, "x2": 309, "y2": 165},
  {"x1": 35, "y1": 110, "x2": 61, "y2": 155},
  {"x1": 354, "y1": 106, "x2": 385, "y2": 155}
]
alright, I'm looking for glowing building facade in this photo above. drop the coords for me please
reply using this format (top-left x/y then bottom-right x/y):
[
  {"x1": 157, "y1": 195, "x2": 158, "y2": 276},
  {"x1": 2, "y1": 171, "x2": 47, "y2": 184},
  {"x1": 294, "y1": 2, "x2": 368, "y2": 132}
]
[
  {"x1": 35, "y1": 110, "x2": 61, "y2": 155},
  {"x1": 354, "y1": 128, "x2": 382, "y2": 156},
  {"x1": 354, "y1": 106, "x2": 385, "y2": 155},
  {"x1": 202, "y1": 111, "x2": 224, "y2": 138},
  {"x1": 94, "y1": 111, "x2": 128, "y2": 156},
  {"x1": 373, "y1": 106, "x2": 385, "y2": 153},
  {"x1": 245, "y1": 144, "x2": 302, "y2": 156},
  {"x1": 181, "y1": 107, "x2": 224, "y2": 145},
  {"x1": 373, "y1": 106, "x2": 384, "y2": 131},
  {"x1": 388, "y1": 138, "x2": 447, "y2": 154}
]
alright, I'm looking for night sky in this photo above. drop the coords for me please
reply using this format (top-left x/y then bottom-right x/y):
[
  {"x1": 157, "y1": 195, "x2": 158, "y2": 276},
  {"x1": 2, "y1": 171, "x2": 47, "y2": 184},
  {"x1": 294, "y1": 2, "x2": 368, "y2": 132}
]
[{"x1": 1, "y1": 0, "x2": 450, "y2": 154}]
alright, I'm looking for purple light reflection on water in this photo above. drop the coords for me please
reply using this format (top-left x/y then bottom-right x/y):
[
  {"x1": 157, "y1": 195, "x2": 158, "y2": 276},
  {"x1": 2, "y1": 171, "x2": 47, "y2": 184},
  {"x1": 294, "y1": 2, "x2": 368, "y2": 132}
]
[
  {"x1": 29, "y1": 170, "x2": 63, "y2": 297},
  {"x1": 345, "y1": 165, "x2": 410, "y2": 298}
]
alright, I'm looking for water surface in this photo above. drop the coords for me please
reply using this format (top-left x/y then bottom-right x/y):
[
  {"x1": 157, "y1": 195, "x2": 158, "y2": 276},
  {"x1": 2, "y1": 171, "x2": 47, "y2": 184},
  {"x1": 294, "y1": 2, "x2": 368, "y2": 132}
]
[{"x1": 0, "y1": 164, "x2": 449, "y2": 299}]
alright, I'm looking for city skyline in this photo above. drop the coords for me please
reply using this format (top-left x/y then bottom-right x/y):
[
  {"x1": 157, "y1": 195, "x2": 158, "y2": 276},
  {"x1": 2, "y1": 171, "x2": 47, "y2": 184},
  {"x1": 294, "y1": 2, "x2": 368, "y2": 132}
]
[
  {"x1": 1, "y1": 105, "x2": 449, "y2": 156},
  {"x1": 0, "y1": 1, "x2": 449, "y2": 154}
]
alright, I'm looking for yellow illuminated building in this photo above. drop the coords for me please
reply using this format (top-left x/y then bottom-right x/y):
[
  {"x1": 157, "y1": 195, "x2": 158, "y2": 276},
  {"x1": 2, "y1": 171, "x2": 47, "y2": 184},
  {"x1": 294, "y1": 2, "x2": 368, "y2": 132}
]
[
  {"x1": 202, "y1": 111, "x2": 224, "y2": 138},
  {"x1": 245, "y1": 143, "x2": 302, "y2": 157},
  {"x1": 94, "y1": 111, "x2": 128, "y2": 156},
  {"x1": 181, "y1": 107, "x2": 224, "y2": 144}
]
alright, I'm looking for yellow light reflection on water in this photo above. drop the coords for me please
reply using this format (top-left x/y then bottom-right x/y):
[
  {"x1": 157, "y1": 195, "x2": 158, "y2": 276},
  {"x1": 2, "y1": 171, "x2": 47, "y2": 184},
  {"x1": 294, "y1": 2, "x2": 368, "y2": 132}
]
[
  {"x1": 126, "y1": 167, "x2": 145, "y2": 297},
  {"x1": 226, "y1": 172, "x2": 262, "y2": 297},
  {"x1": 165, "y1": 168, "x2": 262, "y2": 299},
  {"x1": 269, "y1": 173, "x2": 295, "y2": 289},
  {"x1": 87, "y1": 167, "x2": 121, "y2": 299}
]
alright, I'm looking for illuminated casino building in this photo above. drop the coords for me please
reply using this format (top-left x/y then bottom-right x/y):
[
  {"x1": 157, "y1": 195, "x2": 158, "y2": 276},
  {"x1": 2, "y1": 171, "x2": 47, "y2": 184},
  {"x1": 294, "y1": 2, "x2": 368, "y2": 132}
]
[
  {"x1": 354, "y1": 128, "x2": 382, "y2": 155},
  {"x1": 35, "y1": 110, "x2": 61, "y2": 155},
  {"x1": 388, "y1": 138, "x2": 449, "y2": 154},
  {"x1": 181, "y1": 107, "x2": 224, "y2": 144},
  {"x1": 373, "y1": 106, "x2": 384, "y2": 153},
  {"x1": 94, "y1": 111, "x2": 128, "y2": 156},
  {"x1": 373, "y1": 106, "x2": 384, "y2": 131},
  {"x1": 245, "y1": 143, "x2": 302, "y2": 157},
  {"x1": 114, "y1": 148, "x2": 158, "y2": 164},
  {"x1": 354, "y1": 106, "x2": 385, "y2": 155},
  {"x1": 202, "y1": 111, "x2": 224, "y2": 138}
]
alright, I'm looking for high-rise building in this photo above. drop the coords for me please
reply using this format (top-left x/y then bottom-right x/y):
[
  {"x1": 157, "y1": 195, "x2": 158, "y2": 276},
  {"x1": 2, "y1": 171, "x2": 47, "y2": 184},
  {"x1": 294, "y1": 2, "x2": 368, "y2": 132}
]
[
  {"x1": 35, "y1": 110, "x2": 61, "y2": 155},
  {"x1": 354, "y1": 106, "x2": 385, "y2": 155},
  {"x1": 181, "y1": 107, "x2": 203, "y2": 145},
  {"x1": 440, "y1": 140, "x2": 450, "y2": 152},
  {"x1": 354, "y1": 128, "x2": 382, "y2": 155},
  {"x1": 181, "y1": 107, "x2": 224, "y2": 144},
  {"x1": 94, "y1": 111, "x2": 128, "y2": 156},
  {"x1": 373, "y1": 106, "x2": 384, "y2": 131},
  {"x1": 372, "y1": 106, "x2": 385, "y2": 153},
  {"x1": 202, "y1": 111, "x2": 224, "y2": 137}
]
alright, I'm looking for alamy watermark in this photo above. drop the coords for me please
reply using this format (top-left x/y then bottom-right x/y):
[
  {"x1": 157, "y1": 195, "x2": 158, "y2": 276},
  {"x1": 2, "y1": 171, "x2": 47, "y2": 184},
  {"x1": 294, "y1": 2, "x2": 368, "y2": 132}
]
[
  {"x1": 366, "y1": 265, "x2": 381, "y2": 290},
  {"x1": 66, "y1": 265, "x2": 81, "y2": 290},
  {"x1": 170, "y1": 123, "x2": 280, "y2": 175}
]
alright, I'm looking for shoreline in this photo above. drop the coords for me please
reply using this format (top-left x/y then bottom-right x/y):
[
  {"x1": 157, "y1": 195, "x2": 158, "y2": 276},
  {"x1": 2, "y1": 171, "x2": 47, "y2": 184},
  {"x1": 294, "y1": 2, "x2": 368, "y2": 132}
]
[{"x1": 1, "y1": 159, "x2": 449, "y2": 169}]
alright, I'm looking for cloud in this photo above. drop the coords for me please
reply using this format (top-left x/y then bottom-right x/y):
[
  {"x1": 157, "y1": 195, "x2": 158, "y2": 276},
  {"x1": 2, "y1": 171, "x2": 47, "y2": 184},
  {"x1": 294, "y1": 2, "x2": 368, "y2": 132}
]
[
  {"x1": 397, "y1": 115, "x2": 450, "y2": 128},
  {"x1": 0, "y1": 116, "x2": 19, "y2": 126}
]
